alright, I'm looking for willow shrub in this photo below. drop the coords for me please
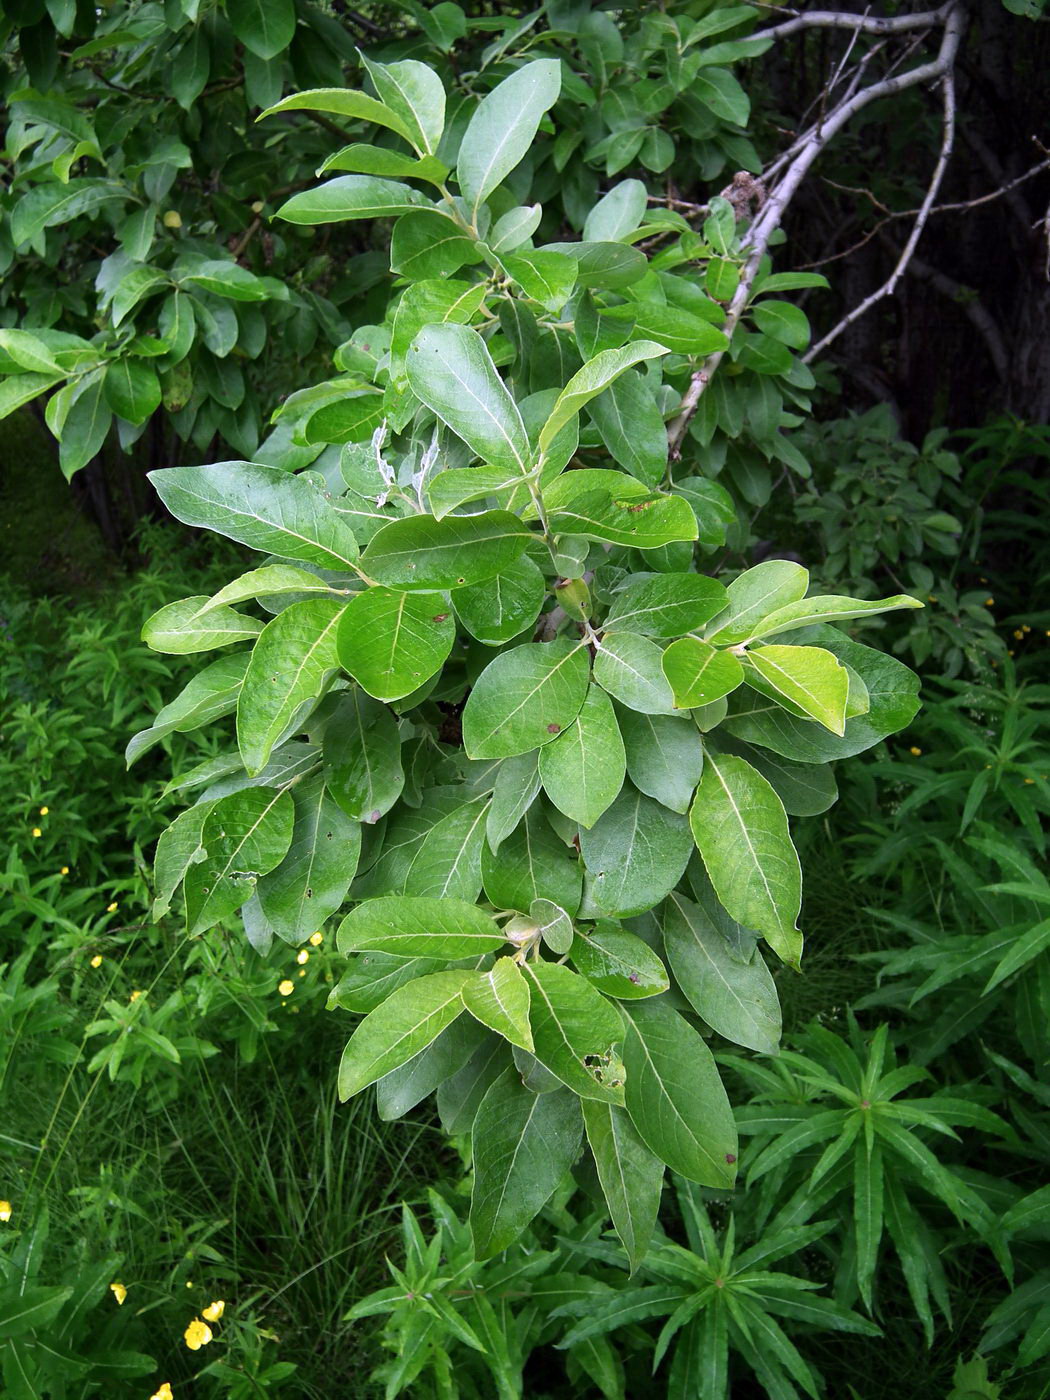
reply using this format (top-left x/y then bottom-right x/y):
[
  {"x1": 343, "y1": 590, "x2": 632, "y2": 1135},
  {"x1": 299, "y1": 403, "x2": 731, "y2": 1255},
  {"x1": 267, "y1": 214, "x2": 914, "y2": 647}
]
[{"x1": 130, "y1": 57, "x2": 922, "y2": 1263}]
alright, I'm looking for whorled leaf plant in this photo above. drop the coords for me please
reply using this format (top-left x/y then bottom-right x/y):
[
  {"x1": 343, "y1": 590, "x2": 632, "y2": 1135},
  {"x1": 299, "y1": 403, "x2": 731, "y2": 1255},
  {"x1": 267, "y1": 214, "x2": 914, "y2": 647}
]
[{"x1": 135, "y1": 57, "x2": 923, "y2": 1263}]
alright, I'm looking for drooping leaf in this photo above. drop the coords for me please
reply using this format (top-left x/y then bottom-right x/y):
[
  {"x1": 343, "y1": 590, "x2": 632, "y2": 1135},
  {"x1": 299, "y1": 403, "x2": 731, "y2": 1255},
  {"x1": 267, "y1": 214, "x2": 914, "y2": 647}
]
[
  {"x1": 606, "y1": 573, "x2": 728, "y2": 638},
  {"x1": 323, "y1": 690, "x2": 404, "y2": 823},
  {"x1": 142, "y1": 596, "x2": 263, "y2": 654},
  {"x1": 579, "y1": 786, "x2": 693, "y2": 917},
  {"x1": 705, "y1": 560, "x2": 809, "y2": 645},
  {"x1": 593, "y1": 632, "x2": 677, "y2": 715},
  {"x1": 538, "y1": 685, "x2": 626, "y2": 829},
  {"x1": 583, "y1": 1100, "x2": 664, "y2": 1271},
  {"x1": 588, "y1": 370, "x2": 669, "y2": 486},
  {"x1": 486, "y1": 751, "x2": 542, "y2": 850},
  {"x1": 338, "y1": 970, "x2": 472, "y2": 1098},
  {"x1": 184, "y1": 787, "x2": 294, "y2": 935},
  {"x1": 617, "y1": 709, "x2": 704, "y2": 814},
  {"x1": 402, "y1": 794, "x2": 489, "y2": 902},
  {"x1": 538, "y1": 344, "x2": 669, "y2": 454},
  {"x1": 746, "y1": 644, "x2": 849, "y2": 735},
  {"x1": 453, "y1": 554, "x2": 547, "y2": 644},
  {"x1": 470, "y1": 1069, "x2": 582, "y2": 1258},
  {"x1": 688, "y1": 751, "x2": 802, "y2": 967},
  {"x1": 126, "y1": 654, "x2": 249, "y2": 766},
  {"x1": 237, "y1": 598, "x2": 344, "y2": 775},
  {"x1": 482, "y1": 804, "x2": 583, "y2": 916},
  {"x1": 622, "y1": 1000, "x2": 737, "y2": 1187},
  {"x1": 661, "y1": 637, "x2": 744, "y2": 709},
  {"x1": 152, "y1": 802, "x2": 216, "y2": 920},
  {"x1": 570, "y1": 921, "x2": 670, "y2": 999},
  {"x1": 277, "y1": 175, "x2": 431, "y2": 224},
  {"x1": 663, "y1": 889, "x2": 781, "y2": 1054},
  {"x1": 545, "y1": 469, "x2": 698, "y2": 550},
  {"x1": 746, "y1": 592, "x2": 922, "y2": 641},
  {"x1": 360, "y1": 54, "x2": 447, "y2": 155},
  {"x1": 256, "y1": 773, "x2": 361, "y2": 944},
  {"x1": 462, "y1": 957, "x2": 534, "y2": 1051}
]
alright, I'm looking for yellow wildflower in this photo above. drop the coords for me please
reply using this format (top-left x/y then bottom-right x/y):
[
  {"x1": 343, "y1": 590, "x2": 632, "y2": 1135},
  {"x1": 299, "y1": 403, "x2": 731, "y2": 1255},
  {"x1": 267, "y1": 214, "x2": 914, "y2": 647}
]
[
  {"x1": 984, "y1": 598, "x2": 994, "y2": 607},
  {"x1": 129, "y1": 990, "x2": 143, "y2": 1003},
  {"x1": 90, "y1": 955, "x2": 103, "y2": 969},
  {"x1": 60, "y1": 866, "x2": 69, "y2": 876},
  {"x1": 185, "y1": 1281, "x2": 193, "y2": 1289},
  {"x1": 39, "y1": 805, "x2": 49, "y2": 816},
  {"x1": 309, "y1": 931, "x2": 323, "y2": 946},
  {"x1": 150, "y1": 1384, "x2": 174, "y2": 1400},
  {"x1": 298, "y1": 968, "x2": 306, "y2": 978},
  {"x1": 1023, "y1": 624, "x2": 1031, "y2": 633},
  {"x1": 278, "y1": 979, "x2": 295, "y2": 996},
  {"x1": 1024, "y1": 777, "x2": 1035, "y2": 785},
  {"x1": 183, "y1": 1318, "x2": 212, "y2": 1350},
  {"x1": 296, "y1": 949, "x2": 309, "y2": 965},
  {"x1": 107, "y1": 902, "x2": 118, "y2": 913},
  {"x1": 202, "y1": 1299, "x2": 225, "y2": 1322},
  {"x1": 110, "y1": 1282, "x2": 127, "y2": 1305},
  {"x1": 909, "y1": 746, "x2": 922, "y2": 757},
  {"x1": 0, "y1": 1201, "x2": 11, "y2": 1222},
  {"x1": 1013, "y1": 629, "x2": 1024, "y2": 640},
  {"x1": 927, "y1": 594, "x2": 937, "y2": 603},
  {"x1": 32, "y1": 827, "x2": 42, "y2": 838}
]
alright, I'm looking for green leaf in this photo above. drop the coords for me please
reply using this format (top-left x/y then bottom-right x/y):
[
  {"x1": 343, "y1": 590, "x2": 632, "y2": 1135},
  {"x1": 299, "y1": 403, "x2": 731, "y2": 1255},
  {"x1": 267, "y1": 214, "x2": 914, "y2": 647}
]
[
  {"x1": 0, "y1": 328, "x2": 64, "y2": 374},
  {"x1": 486, "y1": 751, "x2": 541, "y2": 850},
  {"x1": 693, "y1": 66, "x2": 750, "y2": 125},
  {"x1": 457, "y1": 59, "x2": 562, "y2": 216},
  {"x1": 593, "y1": 632, "x2": 677, "y2": 715},
  {"x1": 603, "y1": 302, "x2": 728, "y2": 357},
  {"x1": 259, "y1": 87, "x2": 414, "y2": 143},
  {"x1": 360, "y1": 55, "x2": 446, "y2": 155},
  {"x1": 705, "y1": 561, "x2": 810, "y2": 645},
  {"x1": 376, "y1": 1018, "x2": 488, "y2": 1122},
  {"x1": 538, "y1": 343, "x2": 669, "y2": 454},
  {"x1": 522, "y1": 960, "x2": 625, "y2": 1103},
  {"x1": 583, "y1": 179, "x2": 648, "y2": 242},
  {"x1": 580, "y1": 786, "x2": 693, "y2": 917},
  {"x1": 277, "y1": 175, "x2": 430, "y2": 225},
  {"x1": 338, "y1": 970, "x2": 471, "y2": 1098},
  {"x1": 196, "y1": 565, "x2": 346, "y2": 614},
  {"x1": 324, "y1": 691, "x2": 404, "y2": 823},
  {"x1": 337, "y1": 587, "x2": 454, "y2": 701},
  {"x1": 103, "y1": 359, "x2": 161, "y2": 425},
  {"x1": 390, "y1": 210, "x2": 483, "y2": 279},
  {"x1": 11, "y1": 178, "x2": 124, "y2": 245},
  {"x1": 545, "y1": 469, "x2": 697, "y2": 549},
  {"x1": 752, "y1": 300, "x2": 810, "y2": 350},
  {"x1": 148, "y1": 462, "x2": 360, "y2": 570},
  {"x1": 606, "y1": 574, "x2": 727, "y2": 638},
  {"x1": 320, "y1": 145, "x2": 448, "y2": 182},
  {"x1": 470, "y1": 1069, "x2": 581, "y2": 1258},
  {"x1": 854, "y1": 1141, "x2": 884, "y2": 1309},
  {"x1": 622, "y1": 1001, "x2": 736, "y2": 1186},
  {"x1": 618, "y1": 709, "x2": 704, "y2": 815},
  {"x1": 59, "y1": 375, "x2": 112, "y2": 479},
  {"x1": 256, "y1": 773, "x2": 361, "y2": 944},
  {"x1": 662, "y1": 638, "x2": 744, "y2": 709},
  {"x1": 453, "y1": 554, "x2": 547, "y2": 645},
  {"x1": 0, "y1": 1285, "x2": 75, "y2": 1340},
  {"x1": 227, "y1": 0, "x2": 294, "y2": 59},
  {"x1": 237, "y1": 598, "x2": 344, "y2": 775},
  {"x1": 543, "y1": 240, "x2": 648, "y2": 290},
  {"x1": 744, "y1": 592, "x2": 923, "y2": 641},
  {"x1": 142, "y1": 596, "x2": 263, "y2": 654},
  {"x1": 360, "y1": 510, "x2": 531, "y2": 592},
  {"x1": 462, "y1": 639, "x2": 591, "y2": 760},
  {"x1": 724, "y1": 626, "x2": 921, "y2": 762},
  {"x1": 304, "y1": 393, "x2": 385, "y2": 446},
  {"x1": 406, "y1": 324, "x2": 531, "y2": 474},
  {"x1": 152, "y1": 802, "x2": 215, "y2": 920},
  {"x1": 0, "y1": 371, "x2": 61, "y2": 422},
  {"x1": 337, "y1": 896, "x2": 507, "y2": 958},
  {"x1": 126, "y1": 654, "x2": 249, "y2": 766},
  {"x1": 532, "y1": 897, "x2": 575, "y2": 954},
  {"x1": 184, "y1": 787, "x2": 294, "y2": 935},
  {"x1": 538, "y1": 685, "x2": 626, "y2": 829},
  {"x1": 718, "y1": 739, "x2": 838, "y2": 817},
  {"x1": 588, "y1": 371, "x2": 669, "y2": 487},
  {"x1": 402, "y1": 795, "x2": 489, "y2": 902},
  {"x1": 482, "y1": 805, "x2": 583, "y2": 916},
  {"x1": 688, "y1": 751, "x2": 802, "y2": 967},
  {"x1": 462, "y1": 957, "x2": 534, "y2": 1051},
  {"x1": 663, "y1": 889, "x2": 780, "y2": 1053},
  {"x1": 570, "y1": 921, "x2": 670, "y2": 999},
  {"x1": 391, "y1": 279, "x2": 488, "y2": 382},
  {"x1": 746, "y1": 645, "x2": 849, "y2": 735},
  {"x1": 488, "y1": 203, "x2": 542, "y2": 253},
  {"x1": 583, "y1": 1100, "x2": 664, "y2": 1271},
  {"x1": 503, "y1": 250, "x2": 578, "y2": 312}
]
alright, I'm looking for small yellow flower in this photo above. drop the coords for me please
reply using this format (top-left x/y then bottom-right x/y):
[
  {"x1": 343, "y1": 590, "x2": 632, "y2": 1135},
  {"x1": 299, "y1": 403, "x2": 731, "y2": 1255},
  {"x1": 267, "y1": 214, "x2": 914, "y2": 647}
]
[
  {"x1": 185, "y1": 1281, "x2": 193, "y2": 1289},
  {"x1": 107, "y1": 902, "x2": 119, "y2": 913},
  {"x1": 984, "y1": 597, "x2": 995, "y2": 607},
  {"x1": 927, "y1": 594, "x2": 937, "y2": 603},
  {"x1": 1013, "y1": 629, "x2": 1024, "y2": 640},
  {"x1": 1023, "y1": 624, "x2": 1031, "y2": 633},
  {"x1": 32, "y1": 827, "x2": 42, "y2": 838},
  {"x1": 1008, "y1": 649, "x2": 1015, "y2": 656},
  {"x1": 979, "y1": 576, "x2": 988, "y2": 583},
  {"x1": 184, "y1": 1318, "x2": 213, "y2": 1350},
  {"x1": 39, "y1": 805, "x2": 49, "y2": 816},
  {"x1": 909, "y1": 746, "x2": 922, "y2": 757},
  {"x1": 150, "y1": 1384, "x2": 174, "y2": 1400},
  {"x1": 309, "y1": 931, "x2": 323, "y2": 946},
  {"x1": 278, "y1": 979, "x2": 295, "y2": 996},
  {"x1": 298, "y1": 968, "x2": 306, "y2": 978},
  {"x1": 90, "y1": 954, "x2": 103, "y2": 969},
  {"x1": 60, "y1": 866, "x2": 69, "y2": 876},
  {"x1": 1024, "y1": 777, "x2": 1035, "y2": 785},
  {"x1": 202, "y1": 1299, "x2": 225, "y2": 1322},
  {"x1": 110, "y1": 1282, "x2": 128, "y2": 1305},
  {"x1": 0, "y1": 1201, "x2": 11, "y2": 1222},
  {"x1": 296, "y1": 949, "x2": 309, "y2": 965},
  {"x1": 129, "y1": 989, "x2": 143, "y2": 1003}
]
